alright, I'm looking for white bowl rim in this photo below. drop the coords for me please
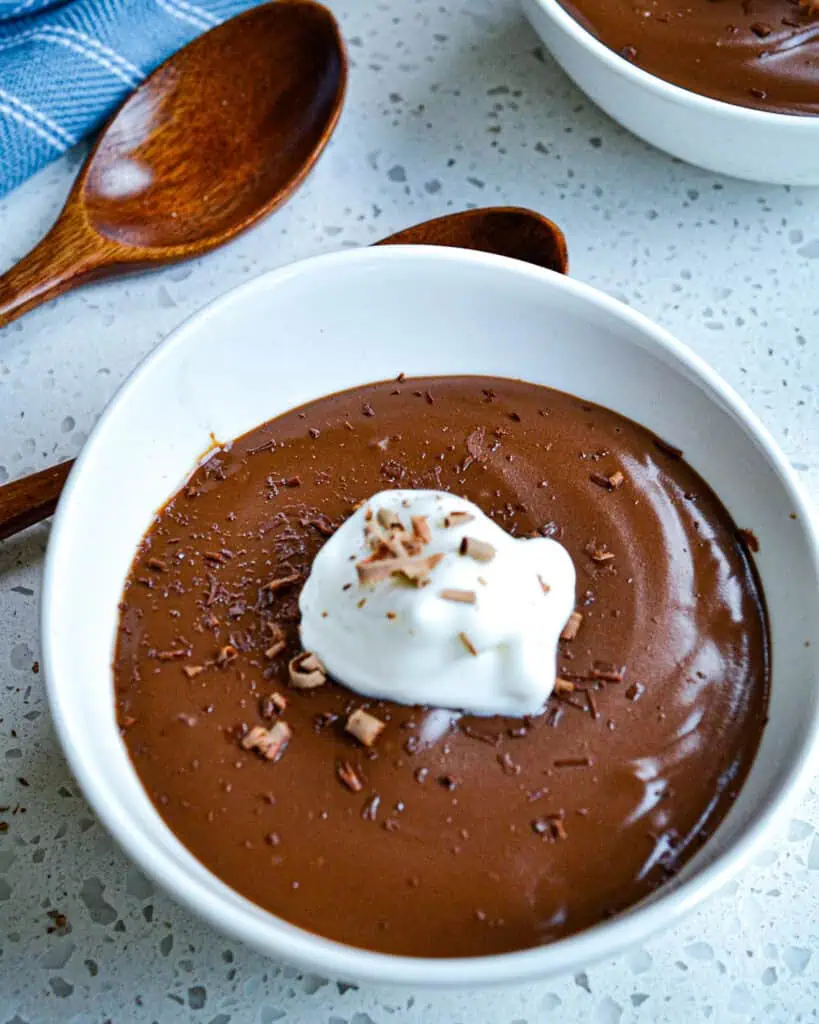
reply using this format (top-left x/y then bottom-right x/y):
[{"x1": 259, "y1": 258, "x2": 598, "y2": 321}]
[
  {"x1": 42, "y1": 244, "x2": 819, "y2": 987},
  {"x1": 525, "y1": 0, "x2": 819, "y2": 128}
]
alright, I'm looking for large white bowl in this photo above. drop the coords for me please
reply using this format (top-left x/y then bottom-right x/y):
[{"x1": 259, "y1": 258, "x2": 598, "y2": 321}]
[
  {"x1": 521, "y1": 0, "x2": 819, "y2": 185},
  {"x1": 42, "y1": 246, "x2": 819, "y2": 986}
]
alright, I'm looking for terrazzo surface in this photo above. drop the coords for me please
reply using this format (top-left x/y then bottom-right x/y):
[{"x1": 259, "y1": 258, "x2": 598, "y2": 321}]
[{"x1": 1, "y1": 0, "x2": 819, "y2": 1020}]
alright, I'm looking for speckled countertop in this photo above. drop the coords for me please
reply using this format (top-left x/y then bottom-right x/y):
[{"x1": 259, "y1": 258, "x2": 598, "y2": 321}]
[{"x1": 1, "y1": 0, "x2": 818, "y2": 1021}]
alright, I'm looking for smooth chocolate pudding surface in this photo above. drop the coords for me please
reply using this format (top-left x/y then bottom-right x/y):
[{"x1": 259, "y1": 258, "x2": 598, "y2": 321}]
[
  {"x1": 560, "y1": 0, "x2": 819, "y2": 114},
  {"x1": 114, "y1": 376, "x2": 769, "y2": 957}
]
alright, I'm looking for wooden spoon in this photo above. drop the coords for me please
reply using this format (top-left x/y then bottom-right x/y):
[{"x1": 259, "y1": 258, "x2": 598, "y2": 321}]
[
  {"x1": 0, "y1": 207, "x2": 567, "y2": 542},
  {"x1": 378, "y1": 206, "x2": 567, "y2": 273},
  {"x1": 0, "y1": 0, "x2": 347, "y2": 327}
]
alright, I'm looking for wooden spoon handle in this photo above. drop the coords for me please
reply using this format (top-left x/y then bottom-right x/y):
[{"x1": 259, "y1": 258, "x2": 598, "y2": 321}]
[
  {"x1": 0, "y1": 215, "x2": 108, "y2": 329},
  {"x1": 0, "y1": 461, "x2": 74, "y2": 541}
]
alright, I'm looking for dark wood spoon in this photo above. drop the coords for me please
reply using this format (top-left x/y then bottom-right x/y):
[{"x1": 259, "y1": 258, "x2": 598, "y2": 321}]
[
  {"x1": 0, "y1": 0, "x2": 346, "y2": 327},
  {"x1": 0, "y1": 207, "x2": 567, "y2": 542},
  {"x1": 378, "y1": 206, "x2": 567, "y2": 273}
]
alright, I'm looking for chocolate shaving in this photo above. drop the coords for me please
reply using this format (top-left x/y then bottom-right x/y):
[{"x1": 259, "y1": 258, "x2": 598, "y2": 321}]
[
  {"x1": 497, "y1": 751, "x2": 521, "y2": 776},
  {"x1": 465, "y1": 428, "x2": 487, "y2": 462},
  {"x1": 310, "y1": 515, "x2": 335, "y2": 538},
  {"x1": 560, "y1": 611, "x2": 583, "y2": 641},
  {"x1": 357, "y1": 509, "x2": 443, "y2": 587},
  {"x1": 241, "y1": 721, "x2": 291, "y2": 762},
  {"x1": 537, "y1": 575, "x2": 551, "y2": 594},
  {"x1": 440, "y1": 588, "x2": 477, "y2": 604},
  {"x1": 590, "y1": 664, "x2": 625, "y2": 683},
  {"x1": 554, "y1": 677, "x2": 575, "y2": 694},
  {"x1": 205, "y1": 576, "x2": 221, "y2": 606},
  {"x1": 346, "y1": 708, "x2": 386, "y2": 747},
  {"x1": 459, "y1": 536, "x2": 496, "y2": 563},
  {"x1": 626, "y1": 682, "x2": 645, "y2": 702},
  {"x1": 215, "y1": 644, "x2": 237, "y2": 667},
  {"x1": 586, "y1": 690, "x2": 599, "y2": 720},
  {"x1": 156, "y1": 648, "x2": 188, "y2": 661},
  {"x1": 264, "y1": 640, "x2": 287, "y2": 660},
  {"x1": 531, "y1": 814, "x2": 567, "y2": 841},
  {"x1": 460, "y1": 723, "x2": 501, "y2": 746},
  {"x1": 337, "y1": 760, "x2": 364, "y2": 793},
  {"x1": 288, "y1": 651, "x2": 327, "y2": 689},
  {"x1": 357, "y1": 551, "x2": 443, "y2": 587},
  {"x1": 314, "y1": 711, "x2": 339, "y2": 732},
  {"x1": 361, "y1": 794, "x2": 381, "y2": 821},
  {"x1": 590, "y1": 470, "x2": 624, "y2": 491},
  {"x1": 147, "y1": 558, "x2": 167, "y2": 572},
  {"x1": 411, "y1": 515, "x2": 432, "y2": 545},
  {"x1": 443, "y1": 510, "x2": 475, "y2": 528},
  {"x1": 261, "y1": 692, "x2": 288, "y2": 717},
  {"x1": 183, "y1": 665, "x2": 204, "y2": 679},
  {"x1": 262, "y1": 573, "x2": 301, "y2": 594},
  {"x1": 377, "y1": 507, "x2": 404, "y2": 531},
  {"x1": 459, "y1": 632, "x2": 478, "y2": 656},
  {"x1": 554, "y1": 756, "x2": 592, "y2": 768},
  {"x1": 247, "y1": 438, "x2": 276, "y2": 455},
  {"x1": 587, "y1": 545, "x2": 615, "y2": 563}
]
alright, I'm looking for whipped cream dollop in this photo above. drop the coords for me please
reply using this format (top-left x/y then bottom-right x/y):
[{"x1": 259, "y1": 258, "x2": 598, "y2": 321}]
[{"x1": 298, "y1": 490, "x2": 576, "y2": 717}]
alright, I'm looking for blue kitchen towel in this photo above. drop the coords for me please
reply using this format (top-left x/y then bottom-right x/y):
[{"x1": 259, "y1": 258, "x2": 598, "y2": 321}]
[{"x1": 0, "y1": 0, "x2": 263, "y2": 199}]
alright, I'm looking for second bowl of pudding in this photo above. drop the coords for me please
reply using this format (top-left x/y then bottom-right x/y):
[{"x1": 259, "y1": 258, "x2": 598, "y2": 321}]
[
  {"x1": 521, "y1": 0, "x2": 819, "y2": 184},
  {"x1": 42, "y1": 245, "x2": 819, "y2": 985}
]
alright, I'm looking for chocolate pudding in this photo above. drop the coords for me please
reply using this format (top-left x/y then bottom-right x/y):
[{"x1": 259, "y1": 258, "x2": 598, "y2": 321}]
[
  {"x1": 559, "y1": 0, "x2": 819, "y2": 114},
  {"x1": 114, "y1": 376, "x2": 769, "y2": 957}
]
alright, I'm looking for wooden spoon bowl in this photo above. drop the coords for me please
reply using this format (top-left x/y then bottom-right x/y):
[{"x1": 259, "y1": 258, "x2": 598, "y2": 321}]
[
  {"x1": 0, "y1": 0, "x2": 346, "y2": 326},
  {"x1": 378, "y1": 206, "x2": 567, "y2": 274}
]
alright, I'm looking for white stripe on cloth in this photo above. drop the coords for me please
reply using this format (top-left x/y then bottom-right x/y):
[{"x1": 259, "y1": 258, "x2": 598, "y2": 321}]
[
  {"x1": 0, "y1": 84, "x2": 75, "y2": 145},
  {"x1": 5, "y1": 0, "x2": 48, "y2": 14},
  {"x1": 0, "y1": 29, "x2": 142, "y2": 87},
  {"x1": 153, "y1": 0, "x2": 212, "y2": 31},
  {"x1": 166, "y1": 0, "x2": 219, "y2": 26},
  {"x1": 0, "y1": 26, "x2": 142, "y2": 84},
  {"x1": 0, "y1": 100, "x2": 68, "y2": 152},
  {"x1": 36, "y1": 29, "x2": 142, "y2": 86},
  {"x1": 43, "y1": 26, "x2": 144, "y2": 82}
]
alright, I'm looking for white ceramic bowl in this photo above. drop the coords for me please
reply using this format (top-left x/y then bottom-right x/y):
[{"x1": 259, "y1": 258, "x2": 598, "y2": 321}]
[
  {"x1": 521, "y1": 0, "x2": 819, "y2": 185},
  {"x1": 43, "y1": 246, "x2": 819, "y2": 986}
]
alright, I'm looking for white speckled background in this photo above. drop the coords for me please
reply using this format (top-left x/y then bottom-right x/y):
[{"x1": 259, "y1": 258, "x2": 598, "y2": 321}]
[{"x1": 1, "y1": 0, "x2": 818, "y2": 1021}]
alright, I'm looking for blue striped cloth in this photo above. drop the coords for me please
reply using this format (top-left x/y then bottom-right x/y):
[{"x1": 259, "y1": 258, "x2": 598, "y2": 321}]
[{"x1": 0, "y1": 0, "x2": 262, "y2": 198}]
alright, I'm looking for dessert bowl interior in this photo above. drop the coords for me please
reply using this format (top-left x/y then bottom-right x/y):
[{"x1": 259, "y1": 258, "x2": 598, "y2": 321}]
[
  {"x1": 520, "y1": 0, "x2": 819, "y2": 186},
  {"x1": 42, "y1": 246, "x2": 819, "y2": 986}
]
